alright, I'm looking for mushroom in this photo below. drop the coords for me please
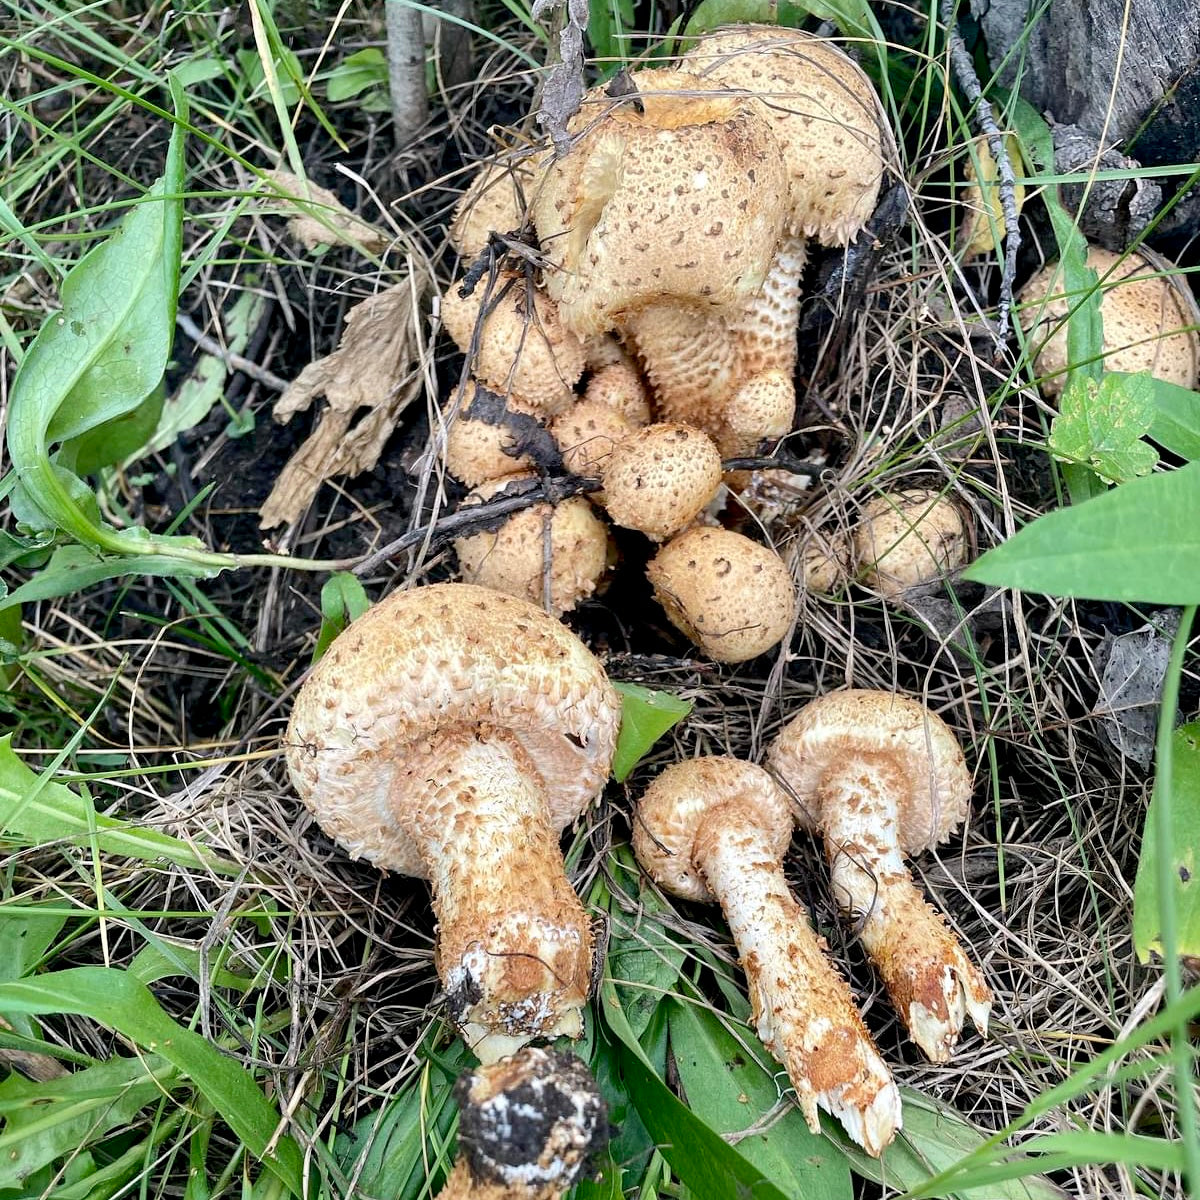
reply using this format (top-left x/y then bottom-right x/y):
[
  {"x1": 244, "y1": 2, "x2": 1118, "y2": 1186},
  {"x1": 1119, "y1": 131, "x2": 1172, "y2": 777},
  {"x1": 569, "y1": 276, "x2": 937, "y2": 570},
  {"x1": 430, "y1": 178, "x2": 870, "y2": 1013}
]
[
  {"x1": 718, "y1": 367, "x2": 796, "y2": 458},
  {"x1": 454, "y1": 473, "x2": 612, "y2": 615},
  {"x1": 851, "y1": 489, "x2": 969, "y2": 599},
  {"x1": 1018, "y1": 244, "x2": 1200, "y2": 397},
  {"x1": 442, "y1": 381, "x2": 535, "y2": 487},
  {"x1": 646, "y1": 526, "x2": 795, "y2": 662},
  {"x1": 768, "y1": 690, "x2": 991, "y2": 1062},
  {"x1": 449, "y1": 155, "x2": 542, "y2": 260},
  {"x1": 439, "y1": 1046, "x2": 608, "y2": 1200},
  {"x1": 550, "y1": 398, "x2": 635, "y2": 481},
  {"x1": 583, "y1": 360, "x2": 652, "y2": 427},
  {"x1": 441, "y1": 273, "x2": 585, "y2": 414},
  {"x1": 285, "y1": 583, "x2": 621, "y2": 1062},
  {"x1": 600, "y1": 423, "x2": 723, "y2": 541},
  {"x1": 633, "y1": 757, "x2": 901, "y2": 1155}
]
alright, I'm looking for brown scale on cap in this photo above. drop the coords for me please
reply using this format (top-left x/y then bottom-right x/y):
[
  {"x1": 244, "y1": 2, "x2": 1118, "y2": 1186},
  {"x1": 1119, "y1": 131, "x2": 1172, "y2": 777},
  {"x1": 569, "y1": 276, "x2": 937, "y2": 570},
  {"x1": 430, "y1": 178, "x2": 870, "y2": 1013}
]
[
  {"x1": 1018, "y1": 244, "x2": 1200, "y2": 398},
  {"x1": 851, "y1": 489, "x2": 969, "y2": 599},
  {"x1": 286, "y1": 583, "x2": 621, "y2": 1062},
  {"x1": 454, "y1": 473, "x2": 612, "y2": 615},
  {"x1": 441, "y1": 273, "x2": 585, "y2": 414},
  {"x1": 442, "y1": 381, "x2": 536, "y2": 487},
  {"x1": 633, "y1": 757, "x2": 901, "y2": 1155},
  {"x1": 600, "y1": 423, "x2": 723, "y2": 541},
  {"x1": 768, "y1": 690, "x2": 992, "y2": 1062},
  {"x1": 646, "y1": 526, "x2": 796, "y2": 662}
]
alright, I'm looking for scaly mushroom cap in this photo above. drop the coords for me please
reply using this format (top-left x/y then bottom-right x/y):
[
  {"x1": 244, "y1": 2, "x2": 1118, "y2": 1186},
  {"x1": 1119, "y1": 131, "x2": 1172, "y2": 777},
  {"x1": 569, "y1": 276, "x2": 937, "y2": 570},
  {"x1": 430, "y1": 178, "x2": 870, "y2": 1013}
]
[
  {"x1": 852, "y1": 489, "x2": 968, "y2": 599},
  {"x1": 531, "y1": 67, "x2": 788, "y2": 336},
  {"x1": 1018, "y1": 245, "x2": 1200, "y2": 397},
  {"x1": 584, "y1": 360, "x2": 652, "y2": 426},
  {"x1": 769, "y1": 689, "x2": 972, "y2": 854},
  {"x1": 682, "y1": 25, "x2": 886, "y2": 244},
  {"x1": 286, "y1": 583, "x2": 620, "y2": 876},
  {"x1": 442, "y1": 381, "x2": 536, "y2": 487},
  {"x1": 441, "y1": 273, "x2": 586, "y2": 413},
  {"x1": 454, "y1": 474, "x2": 612, "y2": 616},
  {"x1": 449, "y1": 155, "x2": 542, "y2": 260},
  {"x1": 551, "y1": 399, "x2": 635, "y2": 479},
  {"x1": 647, "y1": 526, "x2": 796, "y2": 662},
  {"x1": 633, "y1": 757, "x2": 792, "y2": 902},
  {"x1": 718, "y1": 367, "x2": 796, "y2": 458},
  {"x1": 601, "y1": 423, "x2": 723, "y2": 541}
]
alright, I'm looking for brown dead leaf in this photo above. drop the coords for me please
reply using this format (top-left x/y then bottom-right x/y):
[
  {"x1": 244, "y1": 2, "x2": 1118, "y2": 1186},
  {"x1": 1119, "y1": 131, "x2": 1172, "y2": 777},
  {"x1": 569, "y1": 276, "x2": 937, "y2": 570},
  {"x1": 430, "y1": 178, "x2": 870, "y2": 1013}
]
[
  {"x1": 259, "y1": 276, "x2": 428, "y2": 528},
  {"x1": 263, "y1": 169, "x2": 390, "y2": 253}
]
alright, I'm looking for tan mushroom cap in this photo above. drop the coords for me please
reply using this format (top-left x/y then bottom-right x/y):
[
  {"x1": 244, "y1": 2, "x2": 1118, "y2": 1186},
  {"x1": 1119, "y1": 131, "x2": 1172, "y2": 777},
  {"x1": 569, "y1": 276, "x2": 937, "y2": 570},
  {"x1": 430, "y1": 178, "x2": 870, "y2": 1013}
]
[
  {"x1": 852, "y1": 489, "x2": 968, "y2": 599},
  {"x1": 601, "y1": 422, "x2": 723, "y2": 540},
  {"x1": 769, "y1": 689, "x2": 972, "y2": 854},
  {"x1": 718, "y1": 367, "x2": 796, "y2": 458},
  {"x1": 584, "y1": 360, "x2": 652, "y2": 426},
  {"x1": 647, "y1": 526, "x2": 796, "y2": 662},
  {"x1": 551, "y1": 398, "x2": 635, "y2": 479},
  {"x1": 1018, "y1": 245, "x2": 1200, "y2": 397},
  {"x1": 286, "y1": 583, "x2": 620, "y2": 877},
  {"x1": 442, "y1": 381, "x2": 536, "y2": 487},
  {"x1": 531, "y1": 67, "x2": 789, "y2": 335},
  {"x1": 441, "y1": 273, "x2": 586, "y2": 413},
  {"x1": 454, "y1": 474, "x2": 612, "y2": 616},
  {"x1": 633, "y1": 757, "x2": 792, "y2": 902},
  {"x1": 449, "y1": 155, "x2": 542, "y2": 260},
  {"x1": 682, "y1": 25, "x2": 886, "y2": 245}
]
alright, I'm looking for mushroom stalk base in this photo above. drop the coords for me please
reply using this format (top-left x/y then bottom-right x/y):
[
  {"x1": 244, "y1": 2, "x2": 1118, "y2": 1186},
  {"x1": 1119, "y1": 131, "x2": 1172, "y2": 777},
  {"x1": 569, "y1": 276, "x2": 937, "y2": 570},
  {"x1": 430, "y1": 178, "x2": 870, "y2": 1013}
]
[
  {"x1": 402, "y1": 727, "x2": 594, "y2": 1063},
  {"x1": 816, "y1": 762, "x2": 992, "y2": 1062},
  {"x1": 694, "y1": 806, "x2": 901, "y2": 1156}
]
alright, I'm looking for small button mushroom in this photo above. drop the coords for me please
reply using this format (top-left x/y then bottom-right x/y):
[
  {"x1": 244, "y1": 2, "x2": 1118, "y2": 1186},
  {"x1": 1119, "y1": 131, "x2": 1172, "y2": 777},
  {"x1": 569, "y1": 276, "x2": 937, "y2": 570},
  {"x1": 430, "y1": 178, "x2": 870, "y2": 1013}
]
[
  {"x1": 647, "y1": 526, "x2": 795, "y2": 662},
  {"x1": 633, "y1": 757, "x2": 901, "y2": 1155},
  {"x1": 440, "y1": 1047, "x2": 608, "y2": 1200},
  {"x1": 449, "y1": 156, "x2": 542, "y2": 260},
  {"x1": 286, "y1": 583, "x2": 621, "y2": 1062},
  {"x1": 768, "y1": 690, "x2": 992, "y2": 1062},
  {"x1": 600, "y1": 423, "x2": 724, "y2": 541},
  {"x1": 441, "y1": 272, "x2": 585, "y2": 414},
  {"x1": 454, "y1": 473, "x2": 612, "y2": 616},
  {"x1": 442, "y1": 381, "x2": 535, "y2": 487},
  {"x1": 550, "y1": 398, "x2": 635, "y2": 480},
  {"x1": 852, "y1": 489, "x2": 968, "y2": 599},
  {"x1": 1018, "y1": 245, "x2": 1200, "y2": 397},
  {"x1": 795, "y1": 526, "x2": 850, "y2": 595},
  {"x1": 718, "y1": 368, "x2": 796, "y2": 458},
  {"x1": 584, "y1": 360, "x2": 652, "y2": 427}
]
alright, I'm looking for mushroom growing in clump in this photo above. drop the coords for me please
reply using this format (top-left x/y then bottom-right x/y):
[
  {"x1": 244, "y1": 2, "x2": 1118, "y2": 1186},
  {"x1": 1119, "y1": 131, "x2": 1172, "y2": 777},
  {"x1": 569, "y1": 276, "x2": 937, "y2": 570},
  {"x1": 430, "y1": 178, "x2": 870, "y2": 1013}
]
[
  {"x1": 449, "y1": 156, "x2": 541, "y2": 260},
  {"x1": 439, "y1": 1047, "x2": 608, "y2": 1200},
  {"x1": 852, "y1": 490, "x2": 969, "y2": 599},
  {"x1": 1018, "y1": 245, "x2": 1200, "y2": 397},
  {"x1": 633, "y1": 757, "x2": 901, "y2": 1155},
  {"x1": 442, "y1": 381, "x2": 535, "y2": 487},
  {"x1": 550, "y1": 399, "x2": 635, "y2": 481},
  {"x1": 454, "y1": 474, "x2": 612, "y2": 615},
  {"x1": 647, "y1": 526, "x2": 795, "y2": 662},
  {"x1": 768, "y1": 690, "x2": 992, "y2": 1062},
  {"x1": 286, "y1": 583, "x2": 621, "y2": 1062}
]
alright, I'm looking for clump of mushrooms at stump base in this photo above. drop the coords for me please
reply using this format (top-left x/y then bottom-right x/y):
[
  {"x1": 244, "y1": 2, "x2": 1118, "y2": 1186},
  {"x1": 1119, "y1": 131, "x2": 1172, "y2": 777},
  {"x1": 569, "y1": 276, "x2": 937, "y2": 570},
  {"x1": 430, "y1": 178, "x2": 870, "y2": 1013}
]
[
  {"x1": 286, "y1": 583, "x2": 621, "y2": 1063},
  {"x1": 768, "y1": 690, "x2": 992, "y2": 1062},
  {"x1": 438, "y1": 1046, "x2": 608, "y2": 1200},
  {"x1": 633, "y1": 757, "x2": 901, "y2": 1155}
]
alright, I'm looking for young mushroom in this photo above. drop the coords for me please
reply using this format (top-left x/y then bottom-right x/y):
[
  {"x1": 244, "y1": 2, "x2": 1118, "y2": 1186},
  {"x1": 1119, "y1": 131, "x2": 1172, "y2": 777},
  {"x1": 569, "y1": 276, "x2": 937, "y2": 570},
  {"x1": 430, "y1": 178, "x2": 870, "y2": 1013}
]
[
  {"x1": 286, "y1": 583, "x2": 621, "y2": 1062},
  {"x1": 851, "y1": 489, "x2": 969, "y2": 599},
  {"x1": 646, "y1": 527, "x2": 795, "y2": 662},
  {"x1": 768, "y1": 690, "x2": 991, "y2": 1062},
  {"x1": 634, "y1": 757, "x2": 901, "y2": 1155},
  {"x1": 439, "y1": 1046, "x2": 608, "y2": 1200}
]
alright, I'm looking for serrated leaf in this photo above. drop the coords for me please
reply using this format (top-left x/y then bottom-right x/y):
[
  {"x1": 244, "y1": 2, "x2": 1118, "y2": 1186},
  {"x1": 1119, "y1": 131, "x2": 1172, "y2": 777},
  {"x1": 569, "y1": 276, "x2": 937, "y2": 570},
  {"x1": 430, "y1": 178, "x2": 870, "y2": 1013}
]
[
  {"x1": 1133, "y1": 720, "x2": 1200, "y2": 963},
  {"x1": 1048, "y1": 372, "x2": 1159, "y2": 483},
  {"x1": 611, "y1": 683, "x2": 692, "y2": 782},
  {"x1": 962, "y1": 463, "x2": 1200, "y2": 603},
  {"x1": 325, "y1": 48, "x2": 388, "y2": 101}
]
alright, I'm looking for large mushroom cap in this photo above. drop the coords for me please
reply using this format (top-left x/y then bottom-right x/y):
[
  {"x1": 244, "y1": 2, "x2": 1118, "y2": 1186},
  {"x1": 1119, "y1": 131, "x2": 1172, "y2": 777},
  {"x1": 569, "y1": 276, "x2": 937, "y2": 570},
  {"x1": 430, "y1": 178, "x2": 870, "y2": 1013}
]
[
  {"x1": 531, "y1": 67, "x2": 788, "y2": 335},
  {"x1": 769, "y1": 689, "x2": 972, "y2": 854},
  {"x1": 286, "y1": 583, "x2": 621, "y2": 877},
  {"x1": 1019, "y1": 245, "x2": 1200, "y2": 397},
  {"x1": 682, "y1": 25, "x2": 886, "y2": 244},
  {"x1": 633, "y1": 757, "x2": 792, "y2": 902}
]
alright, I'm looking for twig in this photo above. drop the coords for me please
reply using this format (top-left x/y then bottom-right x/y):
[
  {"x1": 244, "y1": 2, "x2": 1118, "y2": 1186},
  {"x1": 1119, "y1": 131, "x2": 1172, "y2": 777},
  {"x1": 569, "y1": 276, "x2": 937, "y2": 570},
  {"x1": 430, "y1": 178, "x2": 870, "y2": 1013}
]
[
  {"x1": 530, "y1": 0, "x2": 588, "y2": 155},
  {"x1": 940, "y1": 0, "x2": 1022, "y2": 347},
  {"x1": 176, "y1": 312, "x2": 289, "y2": 393},
  {"x1": 721, "y1": 454, "x2": 825, "y2": 477}
]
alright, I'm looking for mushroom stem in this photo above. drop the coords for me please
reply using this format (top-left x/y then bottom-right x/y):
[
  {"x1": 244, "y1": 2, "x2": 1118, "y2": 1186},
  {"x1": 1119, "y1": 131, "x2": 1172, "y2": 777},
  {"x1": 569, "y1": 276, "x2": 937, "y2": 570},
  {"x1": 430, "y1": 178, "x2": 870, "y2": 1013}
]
[
  {"x1": 728, "y1": 232, "x2": 808, "y2": 376},
  {"x1": 813, "y1": 759, "x2": 991, "y2": 1062},
  {"x1": 408, "y1": 728, "x2": 594, "y2": 1063},
  {"x1": 692, "y1": 803, "x2": 901, "y2": 1155}
]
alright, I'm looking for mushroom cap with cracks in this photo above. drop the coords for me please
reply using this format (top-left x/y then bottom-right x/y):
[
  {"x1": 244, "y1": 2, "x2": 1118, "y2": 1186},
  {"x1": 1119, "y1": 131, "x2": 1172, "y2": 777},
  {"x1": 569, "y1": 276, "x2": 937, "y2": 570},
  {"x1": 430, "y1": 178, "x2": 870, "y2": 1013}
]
[
  {"x1": 647, "y1": 526, "x2": 796, "y2": 663},
  {"x1": 1018, "y1": 245, "x2": 1200, "y2": 397},
  {"x1": 852, "y1": 489, "x2": 968, "y2": 599}
]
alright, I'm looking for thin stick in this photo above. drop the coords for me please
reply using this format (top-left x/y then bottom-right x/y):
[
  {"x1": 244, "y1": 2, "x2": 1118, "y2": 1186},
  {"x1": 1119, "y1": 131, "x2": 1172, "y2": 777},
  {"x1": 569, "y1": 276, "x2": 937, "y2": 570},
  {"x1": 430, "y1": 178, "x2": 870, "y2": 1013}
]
[{"x1": 176, "y1": 313, "x2": 289, "y2": 393}]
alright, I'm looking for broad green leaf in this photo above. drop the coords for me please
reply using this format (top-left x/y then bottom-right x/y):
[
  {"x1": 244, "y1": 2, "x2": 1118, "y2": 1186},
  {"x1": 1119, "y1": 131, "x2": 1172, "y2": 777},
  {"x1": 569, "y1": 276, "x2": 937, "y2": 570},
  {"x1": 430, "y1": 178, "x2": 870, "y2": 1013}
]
[
  {"x1": 1133, "y1": 721, "x2": 1200, "y2": 962},
  {"x1": 0, "y1": 1054, "x2": 177, "y2": 1189},
  {"x1": 0, "y1": 904, "x2": 68, "y2": 984},
  {"x1": 611, "y1": 683, "x2": 692, "y2": 782},
  {"x1": 67, "y1": 385, "x2": 166, "y2": 475},
  {"x1": 1047, "y1": 372, "x2": 1158, "y2": 483},
  {"x1": 1135, "y1": 372, "x2": 1200, "y2": 460},
  {"x1": 237, "y1": 46, "x2": 302, "y2": 106},
  {"x1": 668, "y1": 1000, "x2": 852, "y2": 1200},
  {"x1": 325, "y1": 48, "x2": 388, "y2": 101},
  {"x1": 0, "y1": 967, "x2": 305, "y2": 1196},
  {"x1": 127, "y1": 940, "x2": 264, "y2": 991},
  {"x1": 962, "y1": 463, "x2": 1200, "y2": 603},
  {"x1": 679, "y1": 0, "x2": 882, "y2": 47},
  {"x1": 0, "y1": 735, "x2": 239, "y2": 874},
  {"x1": 313, "y1": 572, "x2": 371, "y2": 663},
  {"x1": 586, "y1": 0, "x2": 636, "y2": 70},
  {"x1": 172, "y1": 55, "x2": 226, "y2": 86}
]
